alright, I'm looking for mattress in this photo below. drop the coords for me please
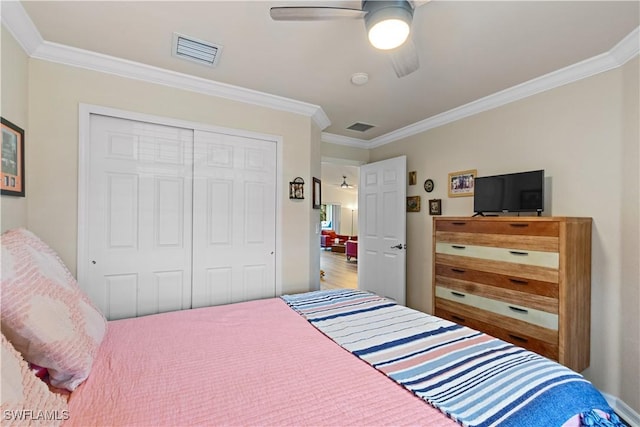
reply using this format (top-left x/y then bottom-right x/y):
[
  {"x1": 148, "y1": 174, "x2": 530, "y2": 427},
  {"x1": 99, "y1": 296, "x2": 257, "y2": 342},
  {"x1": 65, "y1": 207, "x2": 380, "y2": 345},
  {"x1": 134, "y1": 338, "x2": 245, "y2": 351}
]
[{"x1": 65, "y1": 297, "x2": 456, "y2": 426}]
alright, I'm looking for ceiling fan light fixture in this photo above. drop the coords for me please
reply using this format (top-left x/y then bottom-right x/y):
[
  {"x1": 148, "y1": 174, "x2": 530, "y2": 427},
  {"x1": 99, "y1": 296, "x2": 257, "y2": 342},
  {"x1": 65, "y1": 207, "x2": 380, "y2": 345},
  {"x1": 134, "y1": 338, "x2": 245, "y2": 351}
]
[
  {"x1": 341, "y1": 176, "x2": 350, "y2": 189},
  {"x1": 364, "y1": 1, "x2": 413, "y2": 50}
]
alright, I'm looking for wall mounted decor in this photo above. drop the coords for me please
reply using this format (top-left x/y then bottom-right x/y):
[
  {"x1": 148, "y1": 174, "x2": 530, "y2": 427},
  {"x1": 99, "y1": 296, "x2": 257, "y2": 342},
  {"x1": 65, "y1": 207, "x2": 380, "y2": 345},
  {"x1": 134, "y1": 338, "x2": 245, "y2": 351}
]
[
  {"x1": 408, "y1": 171, "x2": 417, "y2": 185},
  {"x1": 312, "y1": 177, "x2": 321, "y2": 209},
  {"x1": 406, "y1": 196, "x2": 421, "y2": 212},
  {"x1": 1, "y1": 117, "x2": 25, "y2": 197},
  {"x1": 424, "y1": 178, "x2": 434, "y2": 193},
  {"x1": 448, "y1": 169, "x2": 476, "y2": 198},
  {"x1": 289, "y1": 177, "x2": 304, "y2": 200},
  {"x1": 429, "y1": 199, "x2": 442, "y2": 215}
]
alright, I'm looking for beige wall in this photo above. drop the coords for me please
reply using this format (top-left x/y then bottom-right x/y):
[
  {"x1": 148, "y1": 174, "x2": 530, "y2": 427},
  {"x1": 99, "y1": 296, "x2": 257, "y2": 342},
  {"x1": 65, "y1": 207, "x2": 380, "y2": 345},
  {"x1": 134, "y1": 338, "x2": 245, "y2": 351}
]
[
  {"x1": 619, "y1": 57, "x2": 639, "y2": 412},
  {"x1": 321, "y1": 187, "x2": 358, "y2": 236},
  {"x1": 321, "y1": 141, "x2": 370, "y2": 164},
  {"x1": 0, "y1": 28, "x2": 28, "y2": 231},
  {"x1": 308, "y1": 122, "x2": 322, "y2": 292},
  {"x1": 370, "y1": 58, "x2": 639, "y2": 411},
  {"x1": 27, "y1": 59, "x2": 319, "y2": 295}
]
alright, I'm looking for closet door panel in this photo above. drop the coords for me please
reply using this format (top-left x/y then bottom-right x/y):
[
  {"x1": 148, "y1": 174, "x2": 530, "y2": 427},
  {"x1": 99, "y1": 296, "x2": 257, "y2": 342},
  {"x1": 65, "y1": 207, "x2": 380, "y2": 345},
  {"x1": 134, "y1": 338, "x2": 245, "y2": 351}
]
[
  {"x1": 192, "y1": 131, "x2": 276, "y2": 308},
  {"x1": 86, "y1": 115, "x2": 193, "y2": 320}
]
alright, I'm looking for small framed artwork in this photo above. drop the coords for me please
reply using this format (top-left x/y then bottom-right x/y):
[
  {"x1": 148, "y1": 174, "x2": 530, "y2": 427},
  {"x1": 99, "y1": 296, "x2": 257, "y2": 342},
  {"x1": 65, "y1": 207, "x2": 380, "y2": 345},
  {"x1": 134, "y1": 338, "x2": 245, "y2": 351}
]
[
  {"x1": 429, "y1": 199, "x2": 442, "y2": 215},
  {"x1": 289, "y1": 177, "x2": 304, "y2": 200},
  {"x1": 448, "y1": 169, "x2": 477, "y2": 198},
  {"x1": 408, "y1": 171, "x2": 417, "y2": 186},
  {"x1": 1, "y1": 117, "x2": 25, "y2": 197},
  {"x1": 406, "y1": 196, "x2": 421, "y2": 212},
  {"x1": 312, "y1": 177, "x2": 321, "y2": 209}
]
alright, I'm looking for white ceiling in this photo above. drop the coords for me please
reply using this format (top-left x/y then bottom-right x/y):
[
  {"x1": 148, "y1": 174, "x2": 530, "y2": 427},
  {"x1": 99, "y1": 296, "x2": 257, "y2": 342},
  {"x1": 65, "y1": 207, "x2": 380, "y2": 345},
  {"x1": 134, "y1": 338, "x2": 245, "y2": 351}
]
[{"x1": 13, "y1": 0, "x2": 639, "y2": 148}]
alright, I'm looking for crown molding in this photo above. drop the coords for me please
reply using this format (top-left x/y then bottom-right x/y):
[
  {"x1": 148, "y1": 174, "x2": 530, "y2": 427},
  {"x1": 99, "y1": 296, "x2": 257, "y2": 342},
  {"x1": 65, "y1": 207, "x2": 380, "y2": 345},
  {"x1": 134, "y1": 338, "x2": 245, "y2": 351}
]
[
  {"x1": 3, "y1": 1, "x2": 636, "y2": 145},
  {"x1": 0, "y1": 0, "x2": 43, "y2": 54},
  {"x1": 321, "y1": 133, "x2": 373, "y2": 149},
  {"x1": 322, "y1": 25, "x2": 640, "y2": 149},
  {"x1": 1, "y1": 1, "x2": 330, "y2": 131}
]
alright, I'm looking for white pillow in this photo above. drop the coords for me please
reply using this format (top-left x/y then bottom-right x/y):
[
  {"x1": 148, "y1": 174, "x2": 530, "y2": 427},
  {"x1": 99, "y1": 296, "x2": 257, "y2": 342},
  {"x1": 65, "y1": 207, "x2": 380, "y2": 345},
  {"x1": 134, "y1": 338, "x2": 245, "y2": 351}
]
[
  {"x1": 1, "y1": 332, "x2": 69, "y2": 426},
  {"x1": 1, "y1": 228, "x2": 107, "y2": 391}
]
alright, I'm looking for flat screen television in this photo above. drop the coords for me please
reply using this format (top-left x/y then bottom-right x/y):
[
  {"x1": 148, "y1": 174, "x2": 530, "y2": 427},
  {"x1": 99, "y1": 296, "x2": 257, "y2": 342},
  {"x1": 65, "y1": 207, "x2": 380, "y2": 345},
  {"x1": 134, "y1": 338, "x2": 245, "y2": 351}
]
[{"x1": 473, "y1": 170, "x2": 544, "y2": 215}]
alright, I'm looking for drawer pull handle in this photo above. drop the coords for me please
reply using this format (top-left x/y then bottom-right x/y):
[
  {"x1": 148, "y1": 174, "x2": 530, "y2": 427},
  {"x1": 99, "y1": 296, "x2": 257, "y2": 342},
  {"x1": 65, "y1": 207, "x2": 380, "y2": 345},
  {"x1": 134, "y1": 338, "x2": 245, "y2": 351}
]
[
  {"x1": 509, "y1": 306, "x2": 528, "y2": 314},
  {"x1": 509, "y1": 223, "x2": 529, "y2": 228},
  {"x1": 451, "y1": 291, "x2": 466, "y2": 298},
  {"x1": 452, "y1": 245, "x2": 466, "y2": 250},
  {"x1": 452, "y1": 315, "x2": 466, "y2": 323},
  {"x1": 509, "y1": 250, "x2": 529, "y2": 256},
  {"x1": 452, "y1": 222, "x2": 466, "y2": 226},
  {"x1": 508, "y1": 334, "x2": 529, "y2": 343},
  {"x1": 509, "y1": 278, "x2": 529, "y2": 285},
  {"x1": 451, "y1": 268, "x2": 466, "y2": 274}
]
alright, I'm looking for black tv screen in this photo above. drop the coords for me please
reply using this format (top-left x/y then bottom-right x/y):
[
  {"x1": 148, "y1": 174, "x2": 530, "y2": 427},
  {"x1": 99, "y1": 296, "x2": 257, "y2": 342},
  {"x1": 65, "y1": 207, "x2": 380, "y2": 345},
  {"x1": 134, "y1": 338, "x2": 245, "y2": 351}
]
[{"x1": 474, "y1": 170, "x2": 544, "y2": 214}]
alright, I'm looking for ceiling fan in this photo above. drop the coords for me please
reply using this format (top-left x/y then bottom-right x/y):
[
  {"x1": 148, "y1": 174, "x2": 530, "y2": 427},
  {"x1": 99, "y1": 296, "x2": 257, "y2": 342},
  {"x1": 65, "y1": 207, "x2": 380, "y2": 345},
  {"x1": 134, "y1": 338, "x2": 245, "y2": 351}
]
[
  {"x1": 270, "y1": 1, "x2": 421, "y2": 78},
  {"x1": 339, "y1": 176, "x2": 356, "y2": 189}
]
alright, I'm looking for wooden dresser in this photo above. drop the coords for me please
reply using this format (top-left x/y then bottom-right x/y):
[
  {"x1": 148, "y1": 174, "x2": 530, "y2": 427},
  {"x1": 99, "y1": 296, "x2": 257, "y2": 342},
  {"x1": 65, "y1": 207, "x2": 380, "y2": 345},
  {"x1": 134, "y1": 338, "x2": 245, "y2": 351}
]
[{"x1": 432, "y1": 216, "x2": 592, "y2": 372}]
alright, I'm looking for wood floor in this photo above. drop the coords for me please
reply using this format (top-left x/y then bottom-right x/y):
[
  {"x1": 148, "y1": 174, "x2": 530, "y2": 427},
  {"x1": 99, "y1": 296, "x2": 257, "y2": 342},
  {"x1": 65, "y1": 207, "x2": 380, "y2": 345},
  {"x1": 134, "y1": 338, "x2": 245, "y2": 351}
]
[{"x1": 320, "y1": 249, "x2": 358, "y2": 290}]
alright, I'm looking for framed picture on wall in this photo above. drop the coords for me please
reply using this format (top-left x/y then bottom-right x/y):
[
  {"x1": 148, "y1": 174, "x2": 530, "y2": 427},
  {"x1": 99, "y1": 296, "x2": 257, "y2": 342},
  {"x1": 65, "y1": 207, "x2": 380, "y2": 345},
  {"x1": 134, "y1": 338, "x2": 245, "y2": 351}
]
[
  {"x1": 429, "y1": 199, "x2": 442, "y2": 215},
  {"x1": 448, "y1": 169, "x2": 476, "y2": 198},
  {"x1": 1, "y1": 117, "x2": 25, "y2": 197},
  {"x1": 312, "y1": 177, "x2": 321, "y2": 209},
  {"x1": 406, "y1": 196, "x2": 421, "y2": 212},
  {"x1": 408, "y1": 171, "x2": 417, "y2": 185}
]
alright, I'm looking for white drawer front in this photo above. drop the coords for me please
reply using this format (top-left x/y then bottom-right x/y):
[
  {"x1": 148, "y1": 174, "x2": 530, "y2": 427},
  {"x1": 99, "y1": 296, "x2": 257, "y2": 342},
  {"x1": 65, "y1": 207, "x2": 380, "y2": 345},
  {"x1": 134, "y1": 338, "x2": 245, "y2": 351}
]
[
  {"x1": 435, "y1": 286, "x2": 558, "y2": 330},
  {"x1": 435, "y1": 242, "x2": 559, "y2": 269}
]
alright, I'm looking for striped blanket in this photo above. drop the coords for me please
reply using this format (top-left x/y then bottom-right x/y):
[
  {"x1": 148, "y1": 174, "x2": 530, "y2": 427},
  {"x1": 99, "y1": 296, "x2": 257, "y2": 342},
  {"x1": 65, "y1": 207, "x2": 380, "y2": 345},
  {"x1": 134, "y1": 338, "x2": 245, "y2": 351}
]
[{"x1": 281, "y1": 289, "x2": 619, "y2": 427}]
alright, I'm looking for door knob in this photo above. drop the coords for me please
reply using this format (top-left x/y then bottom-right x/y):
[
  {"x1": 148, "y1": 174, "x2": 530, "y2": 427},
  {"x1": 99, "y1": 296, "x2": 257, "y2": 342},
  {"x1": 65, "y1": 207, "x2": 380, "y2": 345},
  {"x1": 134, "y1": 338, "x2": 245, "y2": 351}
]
[{"x1": 390, "y1": 244, "x2": 404, "y2": 249}]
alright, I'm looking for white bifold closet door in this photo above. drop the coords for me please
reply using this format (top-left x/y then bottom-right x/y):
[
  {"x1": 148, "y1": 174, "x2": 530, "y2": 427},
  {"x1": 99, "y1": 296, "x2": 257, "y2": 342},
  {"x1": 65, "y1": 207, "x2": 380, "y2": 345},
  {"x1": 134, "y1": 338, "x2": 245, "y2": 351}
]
[
  {"x1": 86, "y1": 115, "x2": 276, "y2": 320},
  {"x1": 191, "y1": 130, "x2": 276, "y2": 308}
]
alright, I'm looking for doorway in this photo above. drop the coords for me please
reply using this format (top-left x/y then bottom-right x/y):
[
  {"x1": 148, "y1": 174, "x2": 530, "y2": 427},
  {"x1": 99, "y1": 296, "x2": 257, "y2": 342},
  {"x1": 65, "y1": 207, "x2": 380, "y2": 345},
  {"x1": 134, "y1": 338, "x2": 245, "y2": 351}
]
[{"x1": 319, "y1": 161, "x2": 360, "y2": 290}]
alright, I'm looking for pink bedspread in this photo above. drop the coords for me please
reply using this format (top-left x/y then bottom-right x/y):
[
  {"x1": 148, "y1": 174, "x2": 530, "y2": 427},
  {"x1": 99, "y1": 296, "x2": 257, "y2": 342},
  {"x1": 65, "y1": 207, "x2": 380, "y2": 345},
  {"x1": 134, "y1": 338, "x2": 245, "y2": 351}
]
[{"x1": 65, "y1": 298, "x2": 456, "y2": 426}]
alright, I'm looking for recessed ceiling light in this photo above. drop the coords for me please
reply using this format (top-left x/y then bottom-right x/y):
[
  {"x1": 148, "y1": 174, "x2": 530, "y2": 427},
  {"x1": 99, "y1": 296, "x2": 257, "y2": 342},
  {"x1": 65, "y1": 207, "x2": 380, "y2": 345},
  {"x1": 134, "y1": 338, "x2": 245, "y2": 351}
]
[{"x1": 351, "y1": 72, "x2": 369, "y2": 85}]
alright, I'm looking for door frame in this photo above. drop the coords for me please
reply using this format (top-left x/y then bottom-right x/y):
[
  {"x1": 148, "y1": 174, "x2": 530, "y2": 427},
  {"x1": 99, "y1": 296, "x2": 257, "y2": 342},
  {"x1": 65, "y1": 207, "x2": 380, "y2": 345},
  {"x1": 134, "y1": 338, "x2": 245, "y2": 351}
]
[{"x1": 77, "y1": 103, "x2": 284, "y2": 299}]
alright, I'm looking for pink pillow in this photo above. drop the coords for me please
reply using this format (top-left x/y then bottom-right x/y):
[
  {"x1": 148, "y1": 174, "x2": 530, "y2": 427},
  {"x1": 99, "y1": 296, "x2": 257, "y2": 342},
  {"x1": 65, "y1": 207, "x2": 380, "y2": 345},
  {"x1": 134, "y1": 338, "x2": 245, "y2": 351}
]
[
  {"x1": 1, "y1": 228, "x2": 107, "y2": 391},
  {"x1": 1, "y1": 332, "x2": 69, "y2": 425}
]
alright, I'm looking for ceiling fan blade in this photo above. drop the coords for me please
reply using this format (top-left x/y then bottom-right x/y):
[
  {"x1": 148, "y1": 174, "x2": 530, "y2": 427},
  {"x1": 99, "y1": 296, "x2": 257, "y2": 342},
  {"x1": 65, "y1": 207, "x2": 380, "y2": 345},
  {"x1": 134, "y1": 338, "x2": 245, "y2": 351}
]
[
  {"x1": 270, "y1": 7, "x2": 366, "y2": 21},
  {"x1": 389, "y1": 38, "x2": 420, "y2": 78}
]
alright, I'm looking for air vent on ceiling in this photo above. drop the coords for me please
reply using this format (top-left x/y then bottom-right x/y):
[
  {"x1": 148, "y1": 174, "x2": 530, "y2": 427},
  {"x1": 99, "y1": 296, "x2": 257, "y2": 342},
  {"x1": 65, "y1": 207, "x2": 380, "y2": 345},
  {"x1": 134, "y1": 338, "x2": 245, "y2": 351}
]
[
  {"x1": 347, "y1": 122, "x2": 375, "y2": 132},
  {"x1": 172, "y1": 32, "x2": 222, "y2": 67}
]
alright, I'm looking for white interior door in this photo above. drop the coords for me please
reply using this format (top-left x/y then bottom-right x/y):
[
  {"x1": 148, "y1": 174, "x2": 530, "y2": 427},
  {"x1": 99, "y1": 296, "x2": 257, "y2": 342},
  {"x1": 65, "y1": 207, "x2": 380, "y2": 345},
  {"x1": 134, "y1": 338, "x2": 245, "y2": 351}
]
[
  {"x1": 86, "y1": 115, "x2": 194, "y2": 320},
  {"x1": 191, "y1": 130, "x2": 277, "y2": 307},
  {"x1": 358, "y1": 156, "x2": 407, "y2": 305}
]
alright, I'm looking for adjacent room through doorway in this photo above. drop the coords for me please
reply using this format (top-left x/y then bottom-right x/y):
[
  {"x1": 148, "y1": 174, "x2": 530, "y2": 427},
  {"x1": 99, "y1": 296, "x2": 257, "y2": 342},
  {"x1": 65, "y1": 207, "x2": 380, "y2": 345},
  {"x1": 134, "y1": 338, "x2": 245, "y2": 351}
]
[{"x1": 319, "y1": 161, "x2": 360, "y2": 290}]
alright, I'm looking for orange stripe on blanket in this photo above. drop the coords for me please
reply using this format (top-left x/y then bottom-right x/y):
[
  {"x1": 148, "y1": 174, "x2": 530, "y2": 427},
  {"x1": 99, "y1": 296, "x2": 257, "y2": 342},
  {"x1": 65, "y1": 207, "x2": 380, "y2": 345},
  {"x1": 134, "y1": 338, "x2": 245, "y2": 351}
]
[
  {"x1": 378, "y1": 334, "x2": 495, "y2": 375},
  {"x1": 366, "y1": 328, "x2": 474, "y2": 365}
]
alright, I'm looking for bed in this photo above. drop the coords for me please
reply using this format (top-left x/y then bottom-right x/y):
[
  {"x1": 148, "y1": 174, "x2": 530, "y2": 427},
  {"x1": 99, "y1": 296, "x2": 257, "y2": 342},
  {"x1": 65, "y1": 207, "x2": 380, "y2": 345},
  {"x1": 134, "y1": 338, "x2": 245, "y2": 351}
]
[{"x1": 0, "y1": 229, "x2": 623, "y2": 426}]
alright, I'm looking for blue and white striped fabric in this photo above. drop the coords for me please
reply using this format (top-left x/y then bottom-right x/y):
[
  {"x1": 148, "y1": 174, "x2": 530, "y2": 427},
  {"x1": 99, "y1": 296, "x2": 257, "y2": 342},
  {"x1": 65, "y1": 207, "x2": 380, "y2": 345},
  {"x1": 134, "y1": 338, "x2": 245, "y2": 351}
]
[{"x1": 281, "y1": 289, "x2": 617, "y2": 427}]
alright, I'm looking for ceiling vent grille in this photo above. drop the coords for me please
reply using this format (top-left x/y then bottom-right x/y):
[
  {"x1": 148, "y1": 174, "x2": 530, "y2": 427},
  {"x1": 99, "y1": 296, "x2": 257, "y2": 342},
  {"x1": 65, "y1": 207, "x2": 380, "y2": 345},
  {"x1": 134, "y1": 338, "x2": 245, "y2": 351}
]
[
  {"x1": 172, "y1": 33, "x2": 222, "y2": 67},
  {"x1": 347, "y1": 122, "x2": 375, "y2": 132}
]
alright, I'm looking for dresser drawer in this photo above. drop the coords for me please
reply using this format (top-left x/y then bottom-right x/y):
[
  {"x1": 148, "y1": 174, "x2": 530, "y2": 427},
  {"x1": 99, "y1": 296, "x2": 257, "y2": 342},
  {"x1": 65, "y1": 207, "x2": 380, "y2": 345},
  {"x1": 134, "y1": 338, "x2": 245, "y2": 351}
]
[
  {"x1": 435, "y1": 231, "x2": 558, "y2": 252},
  {"x1": 436, "y1": 253, "x2": 559, "y2": 289},
  {"x1": 434, "y1": 264, "x2": 558, "y2": 313},
  {"x1": 435, "y1": 242, "x2": 559, "y2": 269},
  {"x1": 435, "y1": 286, "x2": 558, "y2": 330},
  {"x1": 436, "y1": 306, "x2": 559, "y2": 361},
  {"x1": 435, "y1": 263, "x2": 559, "y2": 299},
  {"x1": 435, "y1": 219, "x2": 559, "y2": 237}
]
